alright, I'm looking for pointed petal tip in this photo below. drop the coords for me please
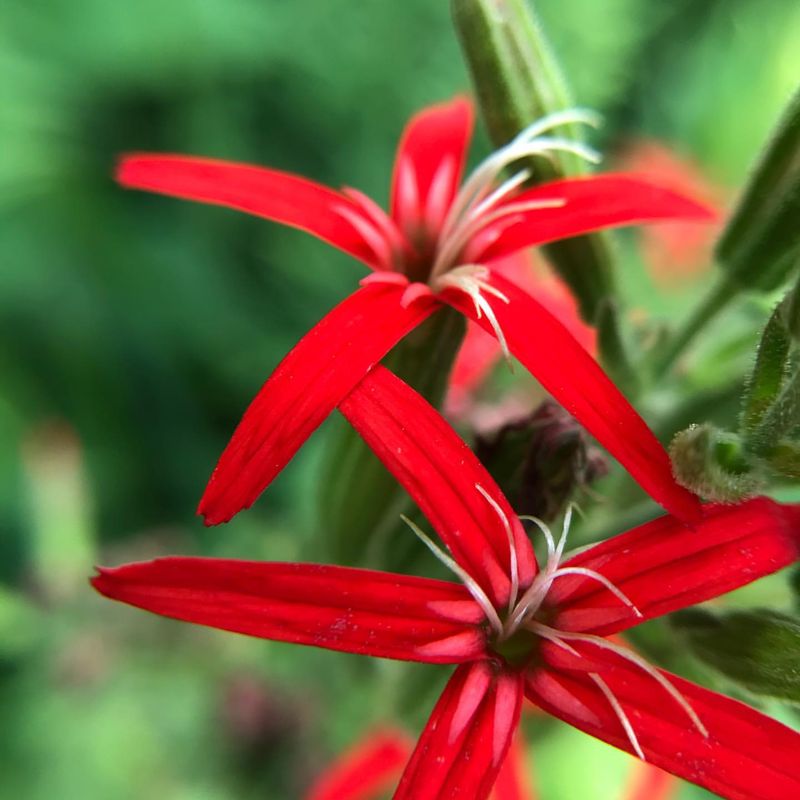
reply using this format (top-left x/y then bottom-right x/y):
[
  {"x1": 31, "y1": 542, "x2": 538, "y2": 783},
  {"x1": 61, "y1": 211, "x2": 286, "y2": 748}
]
[{"x1": 114, "y1": 153, "x2": 152, "y2": 188}]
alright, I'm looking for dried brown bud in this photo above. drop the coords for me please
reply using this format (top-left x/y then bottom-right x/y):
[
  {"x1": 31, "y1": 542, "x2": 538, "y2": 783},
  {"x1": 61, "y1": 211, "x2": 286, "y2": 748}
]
[{"x1": 475, "y1": 399, "x2": 608, "y2": 520}]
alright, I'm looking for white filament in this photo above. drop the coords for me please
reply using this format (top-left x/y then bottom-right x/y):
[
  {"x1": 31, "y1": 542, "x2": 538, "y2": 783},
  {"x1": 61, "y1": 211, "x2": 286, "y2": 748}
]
[
  {"x1": 590, "y1": 672, "x2": 645, "y2": 760},
  {"x1": 475, "y1": 483, "x2": 519, "y2": 614},
  {"x1": 434, "y1": 265, "x2": 511, "y2": 361},
  {"x1": 399, "y1": 514, "x2": 503, "y2": 636},
  {"x1": 531, "y1": 623, "x2": 708, "y2": 739}
]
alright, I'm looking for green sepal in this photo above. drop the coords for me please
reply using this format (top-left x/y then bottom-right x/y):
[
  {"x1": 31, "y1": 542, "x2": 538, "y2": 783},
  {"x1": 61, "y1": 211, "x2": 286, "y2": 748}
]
[
  {"x1": 451, "y1": 0, "x2": 618, "y2": 324},
  {"x1": 716, "y1": 84, "x2": 800, "y2": 293},
  {"x1": 768, "y1": 440, "x2": 800, "y2": 480},
  {"x1": 747, "y1": 362, "x2": 800, "y2": 459},
  {"x1": 740, "y1": 302, "x2": 792, "y2": 436},
  {"x1": 672, "y1": 608, "x2": 800, "y2": 705},
  {"x1": 316, "y1": 308, "x2": 466, "y2": 567}
]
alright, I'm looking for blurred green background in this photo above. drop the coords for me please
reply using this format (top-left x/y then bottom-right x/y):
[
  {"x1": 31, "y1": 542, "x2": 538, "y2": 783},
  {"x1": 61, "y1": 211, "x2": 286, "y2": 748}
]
[{"x1": 2, "y1": 1, "x2": 800, "y2": 798}]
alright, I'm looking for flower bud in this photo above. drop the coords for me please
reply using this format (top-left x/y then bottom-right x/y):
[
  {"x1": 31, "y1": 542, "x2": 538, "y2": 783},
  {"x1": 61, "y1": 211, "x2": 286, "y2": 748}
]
[
  {"x1": 452, "y1": 0, "x2": 616, "y2": 323},
  {"x1": 475, "y1": 399, "x2": 608, "y2": 520},
  {"x1": 669, "y1": 423, "x2": 764, "y2": 503}
]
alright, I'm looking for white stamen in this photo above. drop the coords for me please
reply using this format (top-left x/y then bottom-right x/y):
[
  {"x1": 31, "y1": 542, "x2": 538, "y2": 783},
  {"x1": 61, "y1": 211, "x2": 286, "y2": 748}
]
[
  {"x1": 589, "y1": 672, "x2": 645, "y2": 761},
  {"x1": 556, "y1": 504, "x2": 574, "y2": 561},
  {"x1": 467, "y1": 168, "x2": 532, "y2": 225},
  {"x1": 510, "y1": 108, "x2": 602, "y2": 145},
  {"x1": 534, "y1": 621, "x2": 645, "y2": 758},
  {"x1": 475, "y1": 483, "x2": 519, "y2": 614},
  {"x1": 534, "y1": 625, "x2": 709, "y2": 738},
  {"x1": 519, "y1": 515, "x2": 556, "y2": 560},
  {"x1": 434, "y1": 266, "x2": 512, "y2": 362},
  {"x1": 400, "y1": 514, "x2": 503, "y2": 636},
  {"x1": 432, "y1": 197, "x2": 565, "y2": 277},
  {"x1": 440, "y1": 134, "x2": 599, "y2": 245},
  {"x1": 334, "y1": 205, "x2": 393, "y2": 268},
  {"x1": 547, "y1": 567, "x2": 642, "y2": 617},
  {"x1": 504, "y1": 509, "x2": 641, "y2": 637}
]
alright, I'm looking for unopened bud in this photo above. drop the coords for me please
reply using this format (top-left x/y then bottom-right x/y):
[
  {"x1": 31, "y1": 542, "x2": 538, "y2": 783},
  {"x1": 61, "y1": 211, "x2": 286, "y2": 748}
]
[
  {"x1": 670, "y1": 423, "x2": 764, "y2": 503},
  {"x1": 475, "y1": 399, "x2": 608, "y2": 520},
  {"x1": 452, "y1": 0, "x2": 616, "y2": 322}
]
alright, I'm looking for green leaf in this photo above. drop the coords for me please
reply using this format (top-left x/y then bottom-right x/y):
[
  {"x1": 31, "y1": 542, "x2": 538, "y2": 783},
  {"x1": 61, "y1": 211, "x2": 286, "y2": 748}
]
[
  {"x1": 716, "y1": 83, "x2": 800, "y2": 293},
  {"x1": 672, "y1": 607, "x2": 800, "y2": 704}
]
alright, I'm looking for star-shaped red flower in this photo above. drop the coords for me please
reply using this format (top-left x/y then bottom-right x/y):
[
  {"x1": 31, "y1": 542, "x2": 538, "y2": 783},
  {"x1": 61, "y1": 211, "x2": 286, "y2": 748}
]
[
  {"x1": 117, "y1": 98, "x2": 713, "y2": 526},
  {"x1": 93, "y1": 366, "x2": 800, "y2": 800}
]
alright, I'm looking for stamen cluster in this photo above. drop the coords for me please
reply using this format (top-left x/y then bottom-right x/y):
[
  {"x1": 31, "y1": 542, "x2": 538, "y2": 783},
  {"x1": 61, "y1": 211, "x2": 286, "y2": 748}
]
[{"x1": 404, "y1": 484, "x2": 708, "y2": 761}]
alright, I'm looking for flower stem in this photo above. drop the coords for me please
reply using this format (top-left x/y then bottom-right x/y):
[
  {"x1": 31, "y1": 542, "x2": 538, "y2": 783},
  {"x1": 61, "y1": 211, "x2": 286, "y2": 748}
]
[{"x1": 651, "y1": 276, "x2": 738, "y2": 378}]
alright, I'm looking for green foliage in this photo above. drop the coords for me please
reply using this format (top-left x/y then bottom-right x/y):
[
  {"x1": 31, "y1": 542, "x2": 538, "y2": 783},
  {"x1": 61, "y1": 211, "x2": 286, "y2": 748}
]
[{"x1": 673, "y1": 608, "x2": 800, "y2": 705}]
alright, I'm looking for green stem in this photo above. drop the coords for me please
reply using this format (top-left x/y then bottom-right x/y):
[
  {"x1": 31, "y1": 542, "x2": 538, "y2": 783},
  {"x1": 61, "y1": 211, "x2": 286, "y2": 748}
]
[{"x1": 651, "y1": 276, "x2": 738, "y2": 378}]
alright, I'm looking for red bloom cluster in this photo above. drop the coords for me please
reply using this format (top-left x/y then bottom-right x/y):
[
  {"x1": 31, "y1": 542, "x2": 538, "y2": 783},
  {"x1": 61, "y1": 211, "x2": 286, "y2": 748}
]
[{"x1": 96, "y1": 100, "x2": 800, "y2": 799}]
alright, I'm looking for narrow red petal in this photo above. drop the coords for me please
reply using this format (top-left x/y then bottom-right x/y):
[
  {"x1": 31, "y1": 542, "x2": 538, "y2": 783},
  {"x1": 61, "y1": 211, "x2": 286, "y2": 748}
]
[
  {"x1": 390, "y1": 98, "x2": 474, "y2": 227},
  {"x1": 492, "y1": 734, "x2": 534, "y2": 800},
  {"x1": 340, "y1": 365, "x2": 537, "y2": 607},
  {"x1": 550, "y1": 498, "x2": 800, "y2": 635},
  {"x1": 394, "y1": 663, "x2": 523, "y2": 800},
  {"x1": 526, "y1": 653, "x2": 800, "y2": 800},
  {"x1": 446, "y1": 252, "x2": 595, "y2": 417},
  {"x1": 475, "y1": 174, "x2": 717, "y2": 262},
  {"x1": 305, "y1": 727, "x2": 413, "y2": 800},
  {"x1": 117, "y1": 154, "x2": 381, "y2": 268},
  {"x1": 199, "y1": 284, "x2": 437, "y2": 525},
  {"x1": 92, "y1": 558, "x2": 486, "y2": 664},
  {"x1": 441, "y1": 274, "x2": 702, "y2": 524}
]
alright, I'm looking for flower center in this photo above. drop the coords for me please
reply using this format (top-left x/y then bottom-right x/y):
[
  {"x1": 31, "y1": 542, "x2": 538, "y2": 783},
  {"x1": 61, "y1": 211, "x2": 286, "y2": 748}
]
[{"x1": 402, "y1": 490, "x2": 708, "y2": 761}]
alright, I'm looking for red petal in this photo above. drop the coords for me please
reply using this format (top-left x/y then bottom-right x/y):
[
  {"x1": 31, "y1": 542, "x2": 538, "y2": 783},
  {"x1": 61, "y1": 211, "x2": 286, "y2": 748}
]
[
  {"x1": 91, "y1": 558, "x2": 486, "y2": 664},
  {"x1": 394, "y1": 663, "x2": 523, "y2": 800},
  {"x1": 441, "y1": 274, "x2": 702, "y2": 523},
  {"x1": 492, "y1": 734, "x2": 534, "y2": 800},
  {"x1": 199, "y1": 283, "x2": 436, "y2": 525},
  {"x1": 525, "y1": 653, "x2": 800, "y2": 800},
  {"x1": 550, "y1": 498, "x2": 800, "y2": 635},
  {"x1": 117, "y1": 154, "x2": 382, "y2": 268},
  {"x1": 340, "y1": 366, "x2": 537, "y2": 607},
  {"x1": 475, "y1": 174, "x2": 717, "y2": 262},
  {"x1": 390, "y1": 98, "x2": 474, "y2": 229},
  {"x1": 305, "y1": 727, "x2": 413, "y2": 800}
]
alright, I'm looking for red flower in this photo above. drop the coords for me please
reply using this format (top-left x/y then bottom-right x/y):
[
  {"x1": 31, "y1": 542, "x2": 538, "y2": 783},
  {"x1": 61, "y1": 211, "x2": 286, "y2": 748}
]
[
  {"x1": 305, "y1": 727, "x2": 413, "y2": 800},
  {"x1": 93, "y1": 366, "x2": 800, "y2": 800},
  {"x1": 617, "y1": 139, "x2": 725, "y2": 285},
  {"x1": 117, "y1": 98, "x2": 713, "y2": 526},
  {"x1": 445, "y1": 251, "x2": 596, "y2": 420}
]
